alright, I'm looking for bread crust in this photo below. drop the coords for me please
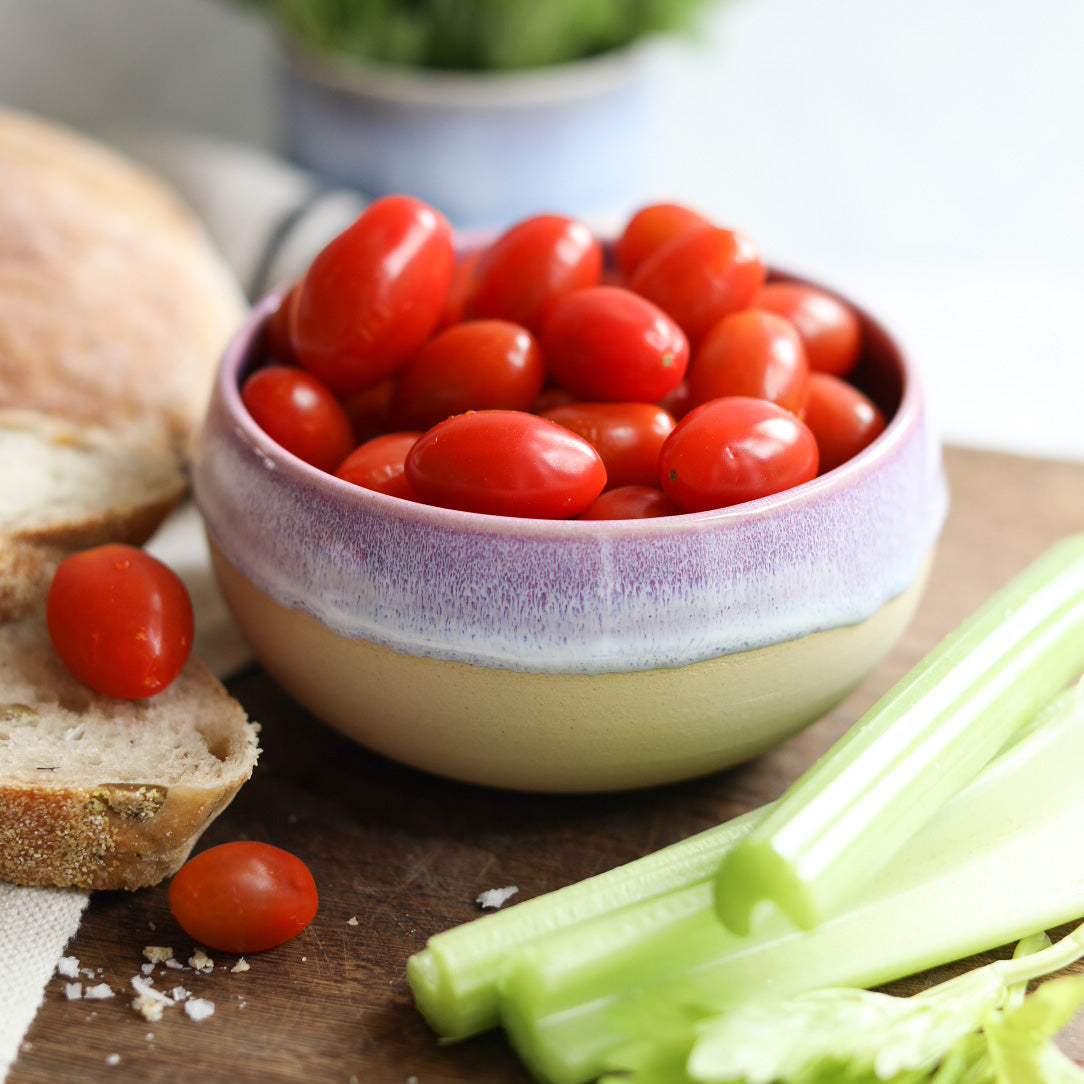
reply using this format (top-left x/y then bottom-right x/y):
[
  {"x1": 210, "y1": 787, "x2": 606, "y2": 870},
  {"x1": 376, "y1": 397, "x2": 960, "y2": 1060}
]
[
  {"x1": 0, "y1": 107, "x2": 248, "y2": 453},
  {"x1": 0, "y1": 624, "x2": 261, "y2": 890}
]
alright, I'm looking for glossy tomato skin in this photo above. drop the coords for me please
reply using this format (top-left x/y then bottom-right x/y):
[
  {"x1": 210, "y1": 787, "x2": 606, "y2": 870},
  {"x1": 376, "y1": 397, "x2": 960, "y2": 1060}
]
[
  {"x1": 169, "y1": 841, "x2": 319, "y2": 954},
  {"x1": 540, "y1": 286, "x2": 689, "y2": 402},
  {"x1": 541, "y1": 400, "x2": 676, "y2": 489},
  {"x1": 264, "y1": 281, "x2": 300, "y2": 364},
  {"x1": 753, "y1": 282, "x2": 862, "y2": 377},
  {"x1": 466, "y1": 214, "x2": 603, "y2": 332},
  {"x1": 577, "y1": 484, "x2": 682, "y2": 520},
  {"x1": 341, "y1": 377, "x2": 396, "y2": 445},
  {"x1": 614, "y1": 202, "x2": 711, "y2": 279},
  {"x1": 241, "y1": 364, "x2": 356, "y2": 473},
  {"x1": 628, "y1": 224, "x2": 766, "y2": 347},
  {"x1": 405, "y1": 410, "x2": 606, "y2": 518},
  {"x1": 687, "y1": 308, "x2": 810, "y2": 414},
  {"x1": 46, "y1": 544, "x2": 194, "y2": 699},
  {"x1": 290, "y1": 195, "x2": 455, "y2": 395},
  {"x1": 335, "y1": 431, "x2": 422, "y2": 499},
  {"x1": 803, "y1": 372, "x2": 887, "y2": 474},
  {"x1": 659, "y1": 396, "x2": 819, "y2": 512},
  {"x1": 391, "y1": 319, "x2": 546, "y2": 431}
]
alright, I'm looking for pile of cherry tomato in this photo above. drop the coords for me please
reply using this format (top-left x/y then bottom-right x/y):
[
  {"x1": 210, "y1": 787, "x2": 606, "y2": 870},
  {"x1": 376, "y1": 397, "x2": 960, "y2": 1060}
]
[{"x1": 242, "y1": 195, "x2": 887, "y2": 520}]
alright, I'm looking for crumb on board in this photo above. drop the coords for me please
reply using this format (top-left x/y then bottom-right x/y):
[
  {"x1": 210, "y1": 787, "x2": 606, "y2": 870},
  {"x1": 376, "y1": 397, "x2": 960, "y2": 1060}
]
[
  {"x1": 105, "y1": 1053, "x2": 120, "y2": 1067},
  {"x1": 475, "y1": 885, "x2": 519, "y2": 911},
  {"x1": 347, "y1": 916, "x2": 359, "y2": 926},
  {"x1": 231, "y1": 958, "x2": 250, "y2": 973},
  {"x1": 57, "y1": 957, "x2": 80, "y2": 979},
  {"x1": 184, "y1": 997, "x2": 215, "y2": 1021},
  {"x1": 188, "y1": 949, "x2": 214, "y2": 973}
]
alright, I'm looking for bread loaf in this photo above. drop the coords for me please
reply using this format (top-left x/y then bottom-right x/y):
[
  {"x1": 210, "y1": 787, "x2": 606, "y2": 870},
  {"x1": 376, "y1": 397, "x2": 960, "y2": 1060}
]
[
  {"x1": 0, "y1": 106, "x2": 247, "y2": 453},
  {"x1": 0, "y1": 615, "x2": 260, "y2": 891},
  {"x1": 0, "y1": 409, "x2": 188, "y2": 621}
]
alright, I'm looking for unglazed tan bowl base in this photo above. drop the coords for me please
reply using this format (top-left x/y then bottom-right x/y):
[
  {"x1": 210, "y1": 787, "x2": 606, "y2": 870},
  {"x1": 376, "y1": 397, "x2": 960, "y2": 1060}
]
[{"x1": 210, "y1": 541, "x2": 934, "y2": 793}]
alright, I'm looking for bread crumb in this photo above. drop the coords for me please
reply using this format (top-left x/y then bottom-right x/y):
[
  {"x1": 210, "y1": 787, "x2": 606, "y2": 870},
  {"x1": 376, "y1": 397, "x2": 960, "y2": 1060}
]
[
  {"x1": 347, "y1": 916, "x2": 359, "y2": 926},
  {"x1": 188, "y1": 949, "x2": 214, "y2": 973},
  {"x1": 142, "y1": 946, "x2": 175, "y2": 966},
  {"x1": 57, "y1": 956, "x2": 80, "y2": 979},
  {"x1": 476, "y1": 885, "x2": 518, "y2": 911},
  {"x1": 63, "y1": 982, "x2": 82, "y2": 1000},
  {"x1": 184, "y1": 997, "x2": 215, "y2": 1021},
  {"x1": 105, "y1": 1053, "x2": 120, "y2": 1067},
  {"x1": 171, "y1": 986, "x2": 189, "y2": 1001},
  {"x1": 231, "y1": 957, "x2": 250, "y2": 973},
  {"x1": 131, "y1": 994, "x2": 165, "y2": 1022},
  {"x1": 84, "y1": 983, "x2": 114, "y2": 1000},
  {"x1": 140, "y1": 963, "x2": 154, "y2": 974}
]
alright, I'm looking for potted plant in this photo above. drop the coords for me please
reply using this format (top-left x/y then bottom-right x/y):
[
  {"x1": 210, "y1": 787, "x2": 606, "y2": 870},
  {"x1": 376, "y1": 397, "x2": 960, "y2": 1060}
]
[{"x1": 231, "y1": 0, "x2": 720, "y2": 227}]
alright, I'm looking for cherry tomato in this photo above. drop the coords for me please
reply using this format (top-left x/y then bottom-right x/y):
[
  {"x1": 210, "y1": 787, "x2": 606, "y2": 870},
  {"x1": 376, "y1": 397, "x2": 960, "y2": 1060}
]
[
  {"x1": 628, "y1": 224, "x2": 766, "y2": 346},
  {"x1": 169, "y1": 841, "x2": 318, "y2": 954},
  {"x1": 290, "y1": 195, "x2": 455, "y2": 395},
  {"x1": 659, "y1": 396, "x2": 819, "y2": 512},
  {"x1": 264, "y1": 281, "x2": 300, "y2": 364},
  {"x1": 391, "y1": 320, "x2": 546, "y2": 431},
  {"x1": 341, "y1": 377, "x2": 396, "y2": 444},
  {"x1": 614, "y1": 201, "x2": 711, "y2": 279},
  {"x1": 656, "y1": 379, "x2": 693, "y2": 421},
  {"x1": 539, "y1": 286, "x2": 689, "y2": 402},
  {"x1": 803, "y1": 372, "x2": 887, "y2": 474},
  {"x1": 752, "y1": 282, "x2": 862, "y2": 377},
  {"x1": 335, "y1": 431, "x2": 422, "y2": 499},
  {"x1": 577, "y1": 485, "x2": 682, "y2": 520},
  {"x1": 439, "y1": 250, "x2": 481, "y2": 328},
  {"x1": 687, "y1": 308, "x2": 810, "y2": 414},
  {"x1": 241, "y1": 364, "x2": 356, "y2": 473},
  {"x1": 467, "y1": 214, "x2": 603, "y2": 331},
  {"x1": 406, "y1": 410, "x2": 606, "y2": 518},
  {"x1": 541, "y1": 401, "x2": 676, "y2": 489},
  {"x1": 46, "y1": 544, "x2": 194, "y2": 699}
]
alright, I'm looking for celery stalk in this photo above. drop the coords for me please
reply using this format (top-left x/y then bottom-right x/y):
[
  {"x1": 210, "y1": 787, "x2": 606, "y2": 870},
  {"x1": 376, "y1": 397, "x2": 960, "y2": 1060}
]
[
  {"x1": 714, "y1": 533, "x2": 1084, "y2": 935},
  {"x1": 407, "y1": 806, "x2": 766, "y2": 1039},
  {"x1": 496, "y1": 686, "x2": 1084, "y2": 1084}
]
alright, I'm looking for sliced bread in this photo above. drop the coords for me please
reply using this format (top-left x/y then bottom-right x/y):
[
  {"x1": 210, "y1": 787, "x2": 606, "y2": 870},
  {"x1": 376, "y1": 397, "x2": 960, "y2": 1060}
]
[
  {"x1": 0, "y1": 615, "x2": 260, "y2": 890},
  {"x1": 0, "y1": 409, "x2": 188, "y2": 622},
  {"x1": 0, "y1": 106, "x2": 248, "y2": 454}
]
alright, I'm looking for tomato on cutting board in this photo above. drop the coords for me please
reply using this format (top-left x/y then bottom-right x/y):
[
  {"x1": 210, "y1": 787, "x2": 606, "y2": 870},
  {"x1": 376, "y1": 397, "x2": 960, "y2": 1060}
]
[{"x1": 169, "y1": 841, "x2": 319, "y2": 954}]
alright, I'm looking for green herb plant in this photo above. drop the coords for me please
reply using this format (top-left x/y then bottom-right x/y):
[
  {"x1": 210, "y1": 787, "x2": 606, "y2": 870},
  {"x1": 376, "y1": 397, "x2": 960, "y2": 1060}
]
[{"x1": 232, "y1": 0, "x2": 716, "y2": 71}]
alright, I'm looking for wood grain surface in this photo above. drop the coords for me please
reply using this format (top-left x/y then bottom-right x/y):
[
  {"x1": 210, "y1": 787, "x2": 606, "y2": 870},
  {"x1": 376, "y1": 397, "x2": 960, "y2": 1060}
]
[{"x1": 10, "y1": 445, "x2": 1084, "y2": 1083}]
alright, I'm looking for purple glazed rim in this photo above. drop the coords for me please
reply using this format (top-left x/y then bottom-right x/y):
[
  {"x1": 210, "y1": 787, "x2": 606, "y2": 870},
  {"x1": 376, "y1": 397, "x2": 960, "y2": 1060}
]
[{"x1": 194, "y1": 276, "x2": 948, "y2": 673}]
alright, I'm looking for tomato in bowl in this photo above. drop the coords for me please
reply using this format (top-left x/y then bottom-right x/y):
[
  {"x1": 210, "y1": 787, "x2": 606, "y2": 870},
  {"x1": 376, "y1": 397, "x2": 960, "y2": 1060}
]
[{"x1": 192, "y1": 200, "x2": 947, "y2": 793}]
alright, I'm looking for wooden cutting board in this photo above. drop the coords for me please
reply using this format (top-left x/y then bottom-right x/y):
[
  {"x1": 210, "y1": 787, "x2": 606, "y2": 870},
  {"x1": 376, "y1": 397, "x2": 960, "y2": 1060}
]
[{"x1": 11, "y1": 445, "x2": 1084, "y2": 1083}]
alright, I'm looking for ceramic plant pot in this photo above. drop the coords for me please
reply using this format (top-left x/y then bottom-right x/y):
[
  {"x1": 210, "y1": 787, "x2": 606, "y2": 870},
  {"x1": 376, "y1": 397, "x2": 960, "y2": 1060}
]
[{"x1": 275, "y1": 42, "x2": 654, "y2": 228}]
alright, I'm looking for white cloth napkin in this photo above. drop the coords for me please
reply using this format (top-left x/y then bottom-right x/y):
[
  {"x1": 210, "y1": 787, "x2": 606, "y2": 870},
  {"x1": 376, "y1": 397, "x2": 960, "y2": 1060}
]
[{"x1": 0, "y1": 134, "x2": 368, "y2": 1081}]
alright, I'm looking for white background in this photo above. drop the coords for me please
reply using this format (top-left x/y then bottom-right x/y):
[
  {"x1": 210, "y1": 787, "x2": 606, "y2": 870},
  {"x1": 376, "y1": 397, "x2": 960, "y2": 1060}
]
[{"x1": 0, "y1": 0, "x2": 1082, "y2": 464}]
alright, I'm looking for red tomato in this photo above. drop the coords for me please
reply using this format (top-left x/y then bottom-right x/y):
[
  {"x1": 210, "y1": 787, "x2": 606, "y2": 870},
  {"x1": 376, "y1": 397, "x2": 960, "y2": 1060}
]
[
  {"x1": 541, "y1": 401, "x2": 676, "y2": 489},
  {"x1": 439, "y1": 250, "x2": 481, "y2": 328},
  {"x1": 466, "y1": 214, "x2": 603, "y2": 331},
  {"x1": 391, "y1": 320, "x2": 546, "y2": 431},
  {"x1": 335, "y1": 431, "x2": 422, "y2": 499},
  {"x1": 341, "y1": 377, "x2": 396, "y2": 444},
  {"x1": 241, "y1": 364, "x2": 356, "y2": 473},
  {"x1": 577, "y1": 485, "x2": 682, "y2": 520},
  {"x1": 46, "y1": 544, "x2": 194, "y2": 699},
  {"x1": 753, "y1": 282, "x2": 862, "y2": 377},
  {"x1": 628, "y1": 225, "x2": 766, "y2": 346},
  {"x1": 614, "y1": 201, "x2": 711, "y2": 279},
  {"x1": 406, "y1": 410, "x2": 606, "y2": 518},
  {"x1": 656, "y1": 379, "x2": 693, "y2": 421},
  {"x1": 659, "y1": 397, "x2": 819, "y2": 512},
  {"x1": 290, "y1": 195, "x2": 455, "y2": 395},
  {"x1": 687, "y1": 308, "x2": 810, "y2": 414},
  {"x1": 169, "y1": 841, "x2": 318, "y2": 954},
  {"x1": 264, "y1": 281, "x2": 300, "y2": 364},
  {"x1": 803, "y1": 372, "x2": 887, "y2": 474},
  {"x1": 540, "y1": 286, "x2": 688, "y2": 402}
]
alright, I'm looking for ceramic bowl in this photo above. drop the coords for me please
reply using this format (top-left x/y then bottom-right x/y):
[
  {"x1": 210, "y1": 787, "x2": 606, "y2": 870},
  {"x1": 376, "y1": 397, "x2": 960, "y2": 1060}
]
[{"x1": 193, "y1": 275, "x2": 948, "y2": 793}]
